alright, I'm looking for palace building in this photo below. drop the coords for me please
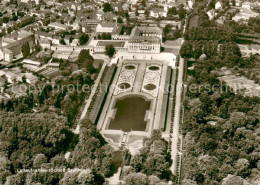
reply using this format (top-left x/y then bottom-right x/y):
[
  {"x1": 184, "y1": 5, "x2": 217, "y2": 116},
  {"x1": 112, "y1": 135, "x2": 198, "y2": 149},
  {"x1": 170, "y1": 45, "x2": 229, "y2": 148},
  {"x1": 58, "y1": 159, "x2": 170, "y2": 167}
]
[
  {"x1": 130, "y1": 26, "x2": 163, "y2": 41},
  {"x1": 127, "y1": 36, "x2": 161, "y2": 54}
]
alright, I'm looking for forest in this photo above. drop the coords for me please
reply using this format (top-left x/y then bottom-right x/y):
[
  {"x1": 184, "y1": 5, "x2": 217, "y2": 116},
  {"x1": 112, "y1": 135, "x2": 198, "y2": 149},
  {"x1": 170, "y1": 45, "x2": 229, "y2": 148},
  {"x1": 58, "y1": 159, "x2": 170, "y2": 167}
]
[
  {"x1": 181, "y1": 8, "x2": 260, "y2": 185},
  {"x1": 120, "y1": 130, "x2": 173, "y2": 185},
  {"x1": 0, "y1": 49, "x2": 117, "y2": 184}
]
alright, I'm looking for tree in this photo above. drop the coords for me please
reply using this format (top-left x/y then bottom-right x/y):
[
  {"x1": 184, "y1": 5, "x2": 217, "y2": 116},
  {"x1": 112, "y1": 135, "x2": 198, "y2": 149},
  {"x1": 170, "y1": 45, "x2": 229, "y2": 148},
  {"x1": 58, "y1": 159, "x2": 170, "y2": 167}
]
[
  {"x1": 59, "y1": 39, "x2": 66, "y2": 45},
  {"x1": 105, "y1": 44, "x2": 115, "y2": 58},
  {"x1": 59, "y1": 171, "x2": 79, "y2": 185},
  {"x1": 13, "y1": 15, "x2": 18, "y2": 21},
  {"x1": 33, "y1": 154, "x2": 47, "y2": 168},
  {"x1": 124, "y1": 173, "x2": 147, "y2": 185},
  {"x1": 117, "y1": 17, "x2": 123, "y2": 23},
  {"x1": 3, "y1": 17, "x2": 9, "y2": 23},
  {"x1": 22, "y1": 75, "x2": 26, "y2": 83},
  {"x1": 180, "y1": 41, "x2": 193, "y2": 58},
  {"x1": 222, "y1": 175, "x2": 244, "y2": 185},
  {"x1": 77, "y1": 49, "x2": 94, "y2": 70},
  {"x1": 0, "y1": 154, "x2": 11, "y2": 171},
  {"x1": 130, "y1": 155, "x2": 143, "y2": 172},
  {"x1": 21, "y1": 42, "x2": 30, "y2": 58},
  {"x1": 168, "y1": 7, "x2": 177, "y2": 16},
  {"x1": 79, "y1": 33, "x2": 89, "y2": 45},
  {"x1": 135, "y1": 10, "x2": 139, "y2": 16},
  {"x1": 145, "y1": 9, "x2": 150, "y2": 18},
  {"x1": 7, "y1": 27, "x2": 12, "y2": 34},
  {"x1": 163, "y1": 24, "x2": 172, "y2": 37},
  {"x1": 178, "y1": 4, "x2": 186, "y2": 19},
  {"x1": 141, "y1": 0, "x2": 146, "y2": 7},
  {"x1": 103, "y1": 3, "x2": 113, "y2": 12},
  {"x1": 101, "y1": 33, "x2": 107, "y2": 40},
  {"x1": 208, "y1": 0, "x2": 216, "y2": 9},
  {"x1": 77, "y1": 169, "x2": 94, "y2": 184}
]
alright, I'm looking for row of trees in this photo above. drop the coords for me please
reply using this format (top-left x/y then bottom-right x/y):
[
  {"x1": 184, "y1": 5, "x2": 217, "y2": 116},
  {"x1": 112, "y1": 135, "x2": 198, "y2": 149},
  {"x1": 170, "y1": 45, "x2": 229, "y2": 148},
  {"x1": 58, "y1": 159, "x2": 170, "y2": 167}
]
[
  {"x1": 184, "y1": 27, "x2": 235, "y2": 42},
  {"x1": 180, "y1": 40, "x2": 241, "y2": 67},
  {"x1": 96, "y1": 33, "x2": 112, "y2": 40}
]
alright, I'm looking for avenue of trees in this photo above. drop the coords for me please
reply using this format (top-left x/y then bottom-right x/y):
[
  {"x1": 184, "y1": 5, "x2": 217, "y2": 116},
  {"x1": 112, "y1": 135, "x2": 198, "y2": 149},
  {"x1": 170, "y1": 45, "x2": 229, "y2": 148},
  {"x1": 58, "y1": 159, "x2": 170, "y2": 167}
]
[
  {"x1": 184, "y1": 27, "x2": 235, "y2": 42},
  {"x1": 180, "y1": 41, "x2": 241, "y2": 67}
]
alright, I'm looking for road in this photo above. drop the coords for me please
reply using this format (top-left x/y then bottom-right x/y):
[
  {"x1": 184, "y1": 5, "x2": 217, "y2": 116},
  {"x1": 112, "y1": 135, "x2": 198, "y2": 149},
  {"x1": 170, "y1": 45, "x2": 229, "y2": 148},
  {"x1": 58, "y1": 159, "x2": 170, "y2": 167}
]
[
  {"x1": 169, "y1": 16, "x2": 187, "y2": 175},
  {"x1": 170, "y1": 57, "x2": 184, "y2": 174}
]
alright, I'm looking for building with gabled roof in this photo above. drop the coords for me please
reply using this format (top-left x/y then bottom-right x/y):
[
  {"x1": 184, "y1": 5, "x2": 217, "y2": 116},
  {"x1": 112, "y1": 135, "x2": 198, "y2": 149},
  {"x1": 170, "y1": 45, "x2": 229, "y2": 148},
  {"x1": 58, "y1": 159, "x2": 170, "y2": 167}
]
[{"x1": 96, "y1": 22, "x2": 117, "y2": 33}]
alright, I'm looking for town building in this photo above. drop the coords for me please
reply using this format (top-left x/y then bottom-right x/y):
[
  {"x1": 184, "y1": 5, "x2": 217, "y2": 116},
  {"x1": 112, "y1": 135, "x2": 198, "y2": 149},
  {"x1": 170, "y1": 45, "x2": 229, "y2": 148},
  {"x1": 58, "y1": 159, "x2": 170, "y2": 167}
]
[
  {"x1": 48, "y1": 22, "x2": 68, "y2": 31},
  {"x1": 0, "y1": 31, "x2": 34, "y2": 62},
  {"x1": 96, "y1": 23, "x2": 117, "y2": 33},
  {"x1": 150, "y1": 6, "x2": 168, "y2": 18},
  {"x1": 215, "y1": 1, "x2": 224, "y2": 10}
]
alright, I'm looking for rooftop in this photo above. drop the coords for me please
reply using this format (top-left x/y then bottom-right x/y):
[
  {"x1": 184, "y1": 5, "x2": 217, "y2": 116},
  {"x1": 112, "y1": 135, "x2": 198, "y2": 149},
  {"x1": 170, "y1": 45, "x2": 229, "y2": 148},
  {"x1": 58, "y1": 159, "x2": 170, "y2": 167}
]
[
  {"x1": 129, "y1": 36, "x2": 160, "y2": 44},
  {"x1": 100, "y1": 22, "x2": 117, "y2": 28},
  {"x1": 131, "y1": 26, "x2": 163, "y2": 37}
]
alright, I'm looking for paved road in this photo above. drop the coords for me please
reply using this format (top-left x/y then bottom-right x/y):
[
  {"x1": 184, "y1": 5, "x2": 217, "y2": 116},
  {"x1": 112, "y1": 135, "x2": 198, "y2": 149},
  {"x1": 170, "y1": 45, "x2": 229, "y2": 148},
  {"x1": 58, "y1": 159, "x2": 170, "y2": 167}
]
[{"x1": 170, "y1": 57, "x2": 184, "y2": 174}]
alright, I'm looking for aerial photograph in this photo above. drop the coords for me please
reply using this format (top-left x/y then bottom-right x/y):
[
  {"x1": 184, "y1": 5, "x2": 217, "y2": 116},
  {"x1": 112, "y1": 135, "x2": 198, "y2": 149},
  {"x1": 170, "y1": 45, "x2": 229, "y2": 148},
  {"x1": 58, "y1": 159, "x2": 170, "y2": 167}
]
[{"x1": 0, "y1": 0, "x2": 259, "y2": 184}]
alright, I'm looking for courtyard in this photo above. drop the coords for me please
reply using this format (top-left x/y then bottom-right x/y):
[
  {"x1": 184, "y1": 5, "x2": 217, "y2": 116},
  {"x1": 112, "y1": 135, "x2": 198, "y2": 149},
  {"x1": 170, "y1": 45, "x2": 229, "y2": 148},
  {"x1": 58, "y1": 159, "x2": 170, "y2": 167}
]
[{"x1": 97, "y1": 41, "x2": 125, "y2": 47}]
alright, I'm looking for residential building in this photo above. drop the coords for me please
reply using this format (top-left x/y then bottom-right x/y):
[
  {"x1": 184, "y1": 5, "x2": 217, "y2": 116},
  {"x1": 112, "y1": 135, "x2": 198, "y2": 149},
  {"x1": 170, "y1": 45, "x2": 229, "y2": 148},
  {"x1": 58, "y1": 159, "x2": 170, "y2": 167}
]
[
  {"x1": 48, "y1": 22, "x2": 68, "y2": 31},
  {"x1": 215, "y1": 1, "x2": 223, "y2": 10},
  {"x1": 207, "y1": 9, "x2": 216, "y2": 20},
  {"x1": 150, "y1": 7, "x2": 167, "y2": 18}
]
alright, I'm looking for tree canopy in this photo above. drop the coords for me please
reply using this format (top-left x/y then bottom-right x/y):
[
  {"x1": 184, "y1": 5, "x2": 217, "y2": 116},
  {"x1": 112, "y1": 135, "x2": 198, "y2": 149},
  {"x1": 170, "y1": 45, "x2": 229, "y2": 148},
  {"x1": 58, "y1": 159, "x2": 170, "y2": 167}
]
[
  {"x1": 105, "y1": 44, "x2": 115, "y2": 58},
  {"x1": 21, "y1": 42, "x2": 30, "y2": 58}
]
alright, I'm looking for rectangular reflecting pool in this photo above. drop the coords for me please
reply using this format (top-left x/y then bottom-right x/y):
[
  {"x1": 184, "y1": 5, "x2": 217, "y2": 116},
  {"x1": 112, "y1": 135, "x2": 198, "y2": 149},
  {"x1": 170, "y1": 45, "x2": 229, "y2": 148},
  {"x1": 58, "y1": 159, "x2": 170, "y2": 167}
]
[{"x1": 109, "y1": 96, "x2": 151, "y2": 132}]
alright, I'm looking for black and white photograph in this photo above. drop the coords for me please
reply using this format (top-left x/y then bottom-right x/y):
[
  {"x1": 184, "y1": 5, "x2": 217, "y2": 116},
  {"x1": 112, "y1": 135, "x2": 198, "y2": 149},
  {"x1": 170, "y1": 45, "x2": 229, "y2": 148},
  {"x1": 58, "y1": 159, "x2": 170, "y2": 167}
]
[{"x1": 0, "y1": 0, "x2": 259, "y2": 184}]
